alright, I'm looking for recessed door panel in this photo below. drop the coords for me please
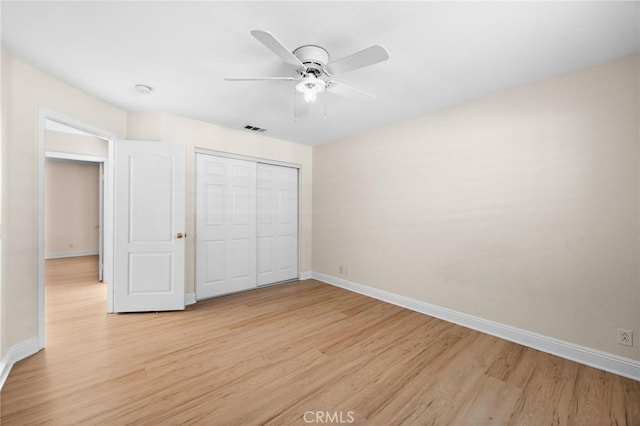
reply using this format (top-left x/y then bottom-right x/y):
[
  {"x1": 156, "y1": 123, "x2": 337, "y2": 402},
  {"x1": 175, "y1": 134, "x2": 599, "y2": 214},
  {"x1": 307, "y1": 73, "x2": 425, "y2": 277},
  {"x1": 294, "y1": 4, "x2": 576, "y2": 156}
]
[
  {"x1": 278, "y1": 235, "x2": 293, "y2": 272},
  {"x1": 128, "y1": 153, "x2": 173, "y2": 243},
  {"x1": 205, "y1": 240, "x2": 224, "y2": 284},
  {"x1": 258, "y1": 188, "x2": 273, "y2": 224},
  {"x1": 258, "y1": 237, "x2": 274, "y2": 274},
  {"x1": 205, "y1": 184, "x2": 224, "y2": 226},
  {"x1": 232, "y1": 238, "x2": 250, "y2": 279},
  {"x1": 279, "y1": 190, "x2": 293, "y2": 224},
  {"x1": 129, "y1": 253, "x2": 173, "y2": 293},
  {"x1": 233, "y1": 186, "x2": 250, "y2": 225},
  {"x1": 233, "y1": 164, "x2": 251, "y2": 180},
  {"x1": 206, "y1": 162, "x2": 225, "y2": 176}
]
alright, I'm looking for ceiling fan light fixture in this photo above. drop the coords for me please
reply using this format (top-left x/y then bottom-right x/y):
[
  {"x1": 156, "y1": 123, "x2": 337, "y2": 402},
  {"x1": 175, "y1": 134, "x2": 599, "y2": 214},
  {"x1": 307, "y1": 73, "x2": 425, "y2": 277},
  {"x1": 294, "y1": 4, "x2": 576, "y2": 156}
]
[
  {"x1": 295, "y1": 76, "x2": 325, "y2": 103},
  {"x1": 303, "y1": 90, "x2": 317, "y2": 103}
]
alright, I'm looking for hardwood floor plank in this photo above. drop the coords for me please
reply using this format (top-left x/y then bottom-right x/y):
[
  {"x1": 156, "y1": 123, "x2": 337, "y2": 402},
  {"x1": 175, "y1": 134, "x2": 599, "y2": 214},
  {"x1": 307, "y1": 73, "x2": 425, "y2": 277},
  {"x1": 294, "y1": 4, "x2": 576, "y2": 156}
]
[
  {"x1": 1, "y1": 256, "x2": 638, "y2": 425},
  {"x1": 567, "y1": 365, "x2": 629, "y2": 425},
  {"x1": 506, "y1": 349, "x2": 579, "y2": 425},
  {"x1": 624, "y1": 378, "x2": 640, "y2": 425}
]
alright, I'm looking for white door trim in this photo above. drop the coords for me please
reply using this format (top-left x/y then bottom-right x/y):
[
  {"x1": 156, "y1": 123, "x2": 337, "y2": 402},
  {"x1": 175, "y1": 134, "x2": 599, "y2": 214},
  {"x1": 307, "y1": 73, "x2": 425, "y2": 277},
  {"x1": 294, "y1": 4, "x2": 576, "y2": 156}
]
[
  {"x1": 194, "y1": 147, "x2": 301, "y2": 170},
  {"x1": 45, "y1": 151, "x2": 107, "y2": 163},
  {"x1": 99, "y1": 162, "x2": 104, "y2": 282},
  {"x1": 37, "y1": 109, "x2": 122, "y2": 349}
]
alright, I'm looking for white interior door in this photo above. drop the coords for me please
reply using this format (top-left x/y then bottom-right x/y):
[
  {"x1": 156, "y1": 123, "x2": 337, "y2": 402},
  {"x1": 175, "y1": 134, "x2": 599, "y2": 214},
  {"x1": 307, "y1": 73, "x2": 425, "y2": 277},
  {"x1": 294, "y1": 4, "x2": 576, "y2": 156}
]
[
  {"x1": 257, "y1": 163, "x2": 299, "y2": 286},
  {"x1": 114, "y1": 140, "x2": 185, "y2": 312},
  {"x1": 196, "y1": 154, "x2": 256, "y2": 299}
]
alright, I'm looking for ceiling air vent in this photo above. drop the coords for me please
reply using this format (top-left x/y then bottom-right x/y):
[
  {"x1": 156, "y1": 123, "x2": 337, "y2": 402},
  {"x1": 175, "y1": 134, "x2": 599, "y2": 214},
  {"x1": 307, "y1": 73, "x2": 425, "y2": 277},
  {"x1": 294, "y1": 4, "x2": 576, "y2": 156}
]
[{"x1": 244, "y1": 125, "x2": 267, "y2": 133}]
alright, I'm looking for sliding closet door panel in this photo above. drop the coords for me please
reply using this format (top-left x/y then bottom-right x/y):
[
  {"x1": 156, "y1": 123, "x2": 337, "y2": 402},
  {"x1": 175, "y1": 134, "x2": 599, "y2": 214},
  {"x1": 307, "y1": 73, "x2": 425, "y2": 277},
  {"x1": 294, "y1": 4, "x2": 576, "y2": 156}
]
[
  {"x1": 277, "y1": 168, "x2": 297, "y2": 280},
  {"x1": 196, "y1": 154, "x2": 256, "y2": 299},
  {"x1": 257, "y1": 163, "x2": 299, "y2": 286}
]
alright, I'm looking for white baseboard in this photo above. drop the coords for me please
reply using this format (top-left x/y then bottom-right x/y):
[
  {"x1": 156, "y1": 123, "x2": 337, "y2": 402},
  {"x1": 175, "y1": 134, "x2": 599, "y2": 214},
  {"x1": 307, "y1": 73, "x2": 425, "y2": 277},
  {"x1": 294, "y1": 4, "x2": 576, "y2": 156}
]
[
  {"x1": 311, "y1": 272, "x2": 640, "y2": 382},
  {"x1": 185, "y1": 293, "x2": 196, "y2": 306},
  {"x1": 0, "y1": 337, "x2": 41, "y2": 390},
  {"x1": 45, "y1": 249, "x2": 99, "y2": 259},
  {"x1": 299, "y1": 271, "x2": 312, "y2": 280}
]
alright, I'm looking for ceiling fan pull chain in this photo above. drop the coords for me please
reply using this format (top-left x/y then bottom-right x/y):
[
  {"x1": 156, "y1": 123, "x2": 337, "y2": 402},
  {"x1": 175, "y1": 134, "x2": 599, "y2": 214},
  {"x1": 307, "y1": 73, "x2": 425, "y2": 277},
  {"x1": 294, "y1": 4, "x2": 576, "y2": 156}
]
[
  {"x1": 323, "y1": 94, "x2": 327, "y2": 120},
  {"x1": 293, "y1": 88, "x2": 298, "y2": 123}
]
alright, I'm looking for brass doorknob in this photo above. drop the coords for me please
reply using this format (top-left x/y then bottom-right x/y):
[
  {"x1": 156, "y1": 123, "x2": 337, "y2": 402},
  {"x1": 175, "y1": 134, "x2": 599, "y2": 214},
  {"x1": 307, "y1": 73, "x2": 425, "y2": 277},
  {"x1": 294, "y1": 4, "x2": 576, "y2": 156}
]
[{"x1": 176, "y1": 232, "x2": 183, "y2": 239}]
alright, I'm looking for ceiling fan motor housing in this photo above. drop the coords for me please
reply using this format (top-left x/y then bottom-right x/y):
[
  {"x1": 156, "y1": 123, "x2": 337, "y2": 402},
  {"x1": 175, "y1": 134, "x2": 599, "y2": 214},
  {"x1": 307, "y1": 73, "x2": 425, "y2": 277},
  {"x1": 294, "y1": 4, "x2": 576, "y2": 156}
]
[{"x1": 293, "y1": 45, "x2": 329, "y2": 76}]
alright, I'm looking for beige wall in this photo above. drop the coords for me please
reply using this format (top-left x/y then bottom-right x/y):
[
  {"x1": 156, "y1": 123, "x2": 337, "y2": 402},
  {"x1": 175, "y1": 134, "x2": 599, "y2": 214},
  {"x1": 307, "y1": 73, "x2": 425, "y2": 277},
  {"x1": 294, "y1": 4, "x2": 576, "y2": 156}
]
[
  {"x1": 45, "y1": 160, "x2": 100, "y2": 257},
  {"x1": 128, "y1": 112, "x2": 313, "y2": 297},
  {"x1": 313, "y1": 54, "x2": 640, "y2": 360},
  {"x1": 1, "y1": 49, "x2": 127, "y2": 358}
]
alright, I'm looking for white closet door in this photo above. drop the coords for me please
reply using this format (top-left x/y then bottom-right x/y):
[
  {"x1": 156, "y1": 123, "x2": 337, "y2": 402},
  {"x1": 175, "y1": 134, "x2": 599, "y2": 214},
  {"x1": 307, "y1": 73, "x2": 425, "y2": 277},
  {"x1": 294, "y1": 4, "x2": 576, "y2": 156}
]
[
  {"x1": 196, "y1": 154, "x2": 256, "y2": 299},
  {"x1": 257, "y1": 163, "x2": 299, "y2": 286}
]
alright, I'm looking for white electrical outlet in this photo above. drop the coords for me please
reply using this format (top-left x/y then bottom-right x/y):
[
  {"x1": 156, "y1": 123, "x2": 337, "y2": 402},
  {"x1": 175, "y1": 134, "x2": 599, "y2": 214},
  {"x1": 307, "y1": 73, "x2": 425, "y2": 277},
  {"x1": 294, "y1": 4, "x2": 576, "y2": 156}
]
[
  {"x1": 338, "y1": 266, "x2": 344, "y2": 275},
  {"x1": 618, "y1": 329, "x2": 633, "y2": 346}
]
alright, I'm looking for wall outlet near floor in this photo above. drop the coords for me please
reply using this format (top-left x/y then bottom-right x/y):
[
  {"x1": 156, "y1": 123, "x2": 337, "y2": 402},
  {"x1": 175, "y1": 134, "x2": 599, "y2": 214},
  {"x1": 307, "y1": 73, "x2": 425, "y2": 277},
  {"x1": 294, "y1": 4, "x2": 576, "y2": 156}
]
[
  {"x1": 617, "y1": 329, "x2": 633, "y2": 346},
  {"x1": 339, "y1": 266, "x2": 344, "y2": 275}
]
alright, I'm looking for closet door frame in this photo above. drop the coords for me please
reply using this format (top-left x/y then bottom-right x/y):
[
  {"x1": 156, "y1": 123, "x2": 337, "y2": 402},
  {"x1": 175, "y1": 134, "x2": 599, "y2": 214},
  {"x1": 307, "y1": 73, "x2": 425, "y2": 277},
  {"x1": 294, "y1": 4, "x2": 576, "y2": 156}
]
[{"x1": 194, "y1": 149, "x2": 301, "y2": 299}]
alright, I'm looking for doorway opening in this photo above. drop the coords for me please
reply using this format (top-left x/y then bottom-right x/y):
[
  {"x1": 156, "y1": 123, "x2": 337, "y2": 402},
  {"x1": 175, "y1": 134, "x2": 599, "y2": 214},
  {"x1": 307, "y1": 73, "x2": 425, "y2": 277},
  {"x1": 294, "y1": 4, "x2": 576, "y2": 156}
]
[
  {"x1": 45, "y1": 157, "x2": 103, "y2": 279},
  {"x1": 37, "y1": 112, "x2": 118, "y2": 350}
]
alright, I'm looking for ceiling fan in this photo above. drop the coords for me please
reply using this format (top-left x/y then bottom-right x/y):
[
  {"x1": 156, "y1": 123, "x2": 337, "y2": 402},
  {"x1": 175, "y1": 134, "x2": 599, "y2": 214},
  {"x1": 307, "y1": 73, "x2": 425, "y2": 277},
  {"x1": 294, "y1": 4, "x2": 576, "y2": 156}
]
[{"x1": 225, "y1": 30, "x2": 389, "y2": 116}]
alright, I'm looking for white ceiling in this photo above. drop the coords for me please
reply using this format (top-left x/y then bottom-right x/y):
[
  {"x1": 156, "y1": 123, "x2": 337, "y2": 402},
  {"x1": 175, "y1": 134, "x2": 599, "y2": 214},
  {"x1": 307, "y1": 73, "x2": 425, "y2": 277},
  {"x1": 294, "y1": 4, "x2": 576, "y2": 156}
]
[{"x1": 2, "y1": 1, "x2": 638, "y2": 145}]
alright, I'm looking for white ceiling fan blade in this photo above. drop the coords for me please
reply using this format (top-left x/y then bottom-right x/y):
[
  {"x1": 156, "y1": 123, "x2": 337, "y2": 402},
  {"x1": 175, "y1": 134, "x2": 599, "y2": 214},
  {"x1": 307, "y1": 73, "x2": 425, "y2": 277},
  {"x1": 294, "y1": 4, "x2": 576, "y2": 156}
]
[
  {"x1": 326, "y1": 81, "x2": 377, "y2": 101},
  {"x1": 251, "y1": 30, "x2": 307, "y2": 72},
  {"x1": 325, "y1": 45, "x2": 389, "y2": 75},
  {"x1": 225, "y1": 77, "x2": 299, "y2": 81}
]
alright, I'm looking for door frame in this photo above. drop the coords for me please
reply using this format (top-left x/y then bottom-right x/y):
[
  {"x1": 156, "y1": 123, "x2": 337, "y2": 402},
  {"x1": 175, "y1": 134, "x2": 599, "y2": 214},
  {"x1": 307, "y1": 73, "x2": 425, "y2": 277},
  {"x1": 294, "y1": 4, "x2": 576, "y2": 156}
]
[
  {"x1": 37, "y1": 109, "x2": 121, "y2": 349},
  {"x1": 193, "y1": 148, "x2": 301, "y2": 301}
]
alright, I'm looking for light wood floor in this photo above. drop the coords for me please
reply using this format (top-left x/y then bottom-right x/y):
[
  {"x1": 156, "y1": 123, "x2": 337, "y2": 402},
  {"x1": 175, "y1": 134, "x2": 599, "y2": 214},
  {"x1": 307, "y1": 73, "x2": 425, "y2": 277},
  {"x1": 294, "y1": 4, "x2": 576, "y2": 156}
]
[{"x1": 1, "y1": 256, "x2": 639, "y2": 425}]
